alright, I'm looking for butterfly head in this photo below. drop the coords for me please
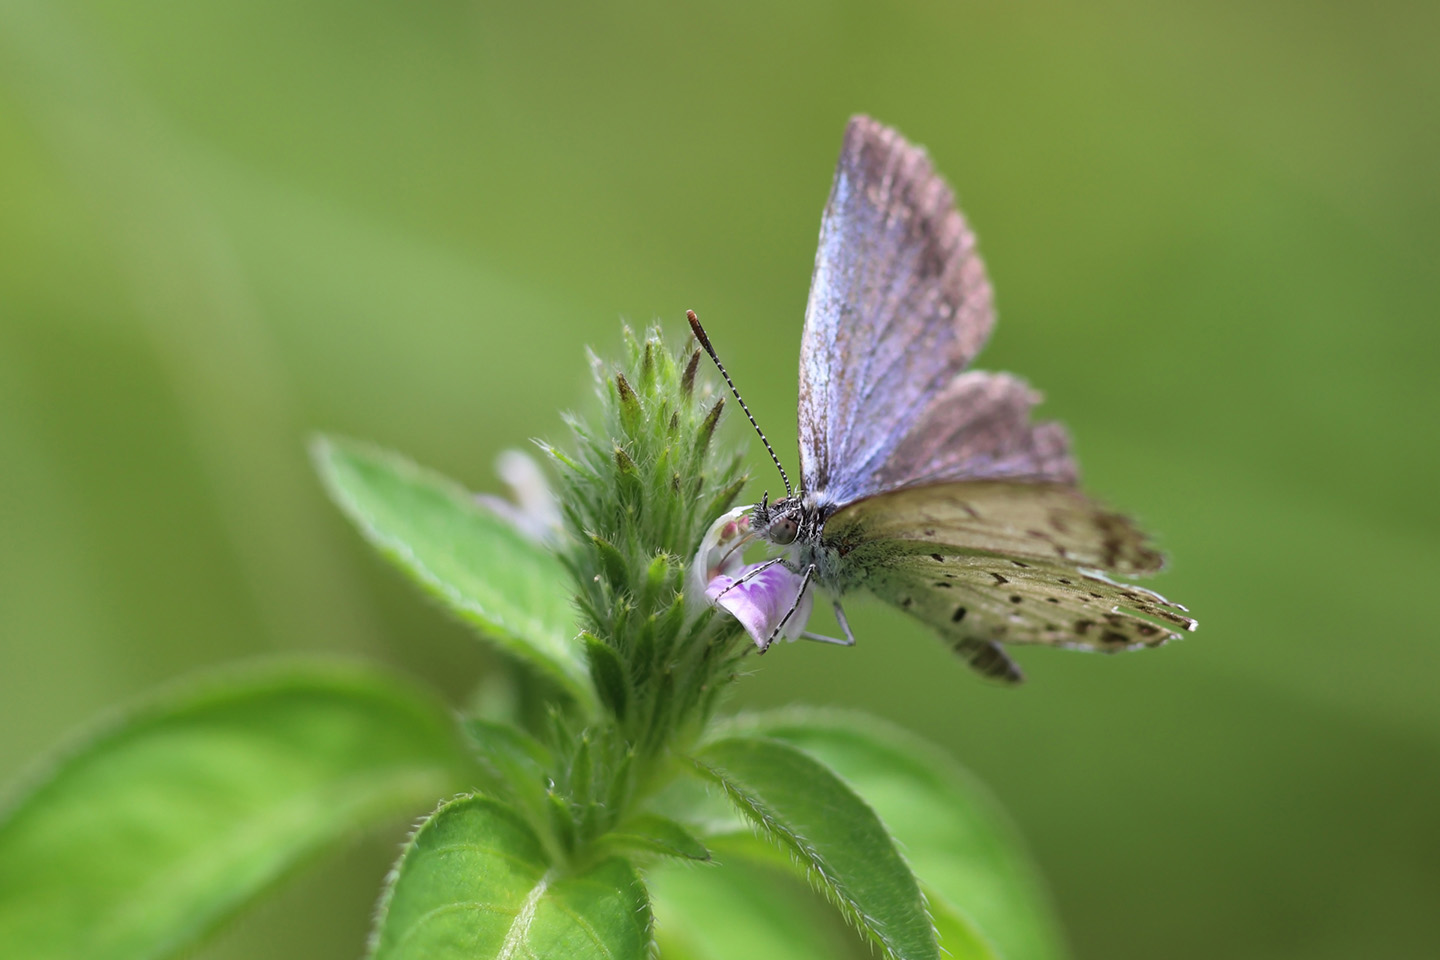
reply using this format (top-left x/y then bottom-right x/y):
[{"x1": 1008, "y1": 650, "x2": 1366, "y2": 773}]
[{"x1": 752, "y1": 491, "x2": 826, "y2": 548}]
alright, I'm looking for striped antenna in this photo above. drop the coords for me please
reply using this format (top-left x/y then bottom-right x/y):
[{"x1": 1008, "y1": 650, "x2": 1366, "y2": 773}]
[{"x1": 686, "y1": 310, "x2": 792, "y2": 497}]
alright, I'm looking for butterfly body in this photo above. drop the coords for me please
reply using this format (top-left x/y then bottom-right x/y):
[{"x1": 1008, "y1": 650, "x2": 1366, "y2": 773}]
[{"x1": 703, "y1": 116, "x2": 1194, "y2": 682}]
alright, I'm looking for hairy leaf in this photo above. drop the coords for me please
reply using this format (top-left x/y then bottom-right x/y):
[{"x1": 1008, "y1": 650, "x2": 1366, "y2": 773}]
[
  {"x1": 927, "y1": 892, "x2": 1004, "y2": 960},
  {"x1": 312, "y1": 436, "x2": 590, "y2": 705},
  {"x1": 607, "y1": 813, "x2": 710, "y2": 862},
  {"x1": 649, "y1": 858, "x2": 857, "y2": 960},
  {"x1": 459, "y1": 718, "x2": 553, "y2": 840},
  {"x1": 699, "y1": 830, "x2": 1000, "y2": 959},
  {"x1": 0, "y1": 661, "x2": 470, "y2": 960},
  {"x1": 370, "y1": 795, "x2": 650, "y2": 960},
  {"x1": 694, "y1": 736, "x2": 939, "y2": 960},
  {"x1": 730, "y1": 709, "x2": 1068, "y2": 960}
]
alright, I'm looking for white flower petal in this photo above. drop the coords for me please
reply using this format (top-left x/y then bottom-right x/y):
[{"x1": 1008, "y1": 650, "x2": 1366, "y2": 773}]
[
  {"x1": 475, "y1": 449, "x2": 563, "y2": 545},
  {"x1": 687, "y1": 507, "x2": 754, "y2": 614}
]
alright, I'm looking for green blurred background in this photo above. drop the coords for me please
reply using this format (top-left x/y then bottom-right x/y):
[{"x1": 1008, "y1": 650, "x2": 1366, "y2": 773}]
[{"x1": 2, "y1": 1, "x2": 1437, "y2": 957}]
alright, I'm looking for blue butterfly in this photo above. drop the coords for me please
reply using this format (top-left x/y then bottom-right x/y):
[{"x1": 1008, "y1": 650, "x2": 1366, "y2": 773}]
[{"x1": 692, "y1": 116, "x2": 1194, "y2": 683}]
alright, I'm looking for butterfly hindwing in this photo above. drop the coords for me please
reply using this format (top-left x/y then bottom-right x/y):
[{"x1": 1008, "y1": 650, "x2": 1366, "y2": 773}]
[
  {"x1": 798, "y1": 116, "x2": 995, "y2": 505},
  {"x1": 867, "y1": 371, "x2": 1077, "y2": 495},
  {"x1": 869, "y1": 551, "x2": 1195, "y2": 681},
  {"x1": 826, "y1": 481, "x2": 1166, "y2": 577}
]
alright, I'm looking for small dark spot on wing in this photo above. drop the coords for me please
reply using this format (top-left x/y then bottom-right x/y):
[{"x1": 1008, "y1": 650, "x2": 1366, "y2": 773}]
[
  {"x1": 990, "y1": 572, "x2": 1010, "y2": 585},
  {"x1": 951, "y1": 606, "x2": 967, "y2": 623},
  {"x1": 1009, "y1": 595, "x2": 1023, "y2": 604}
]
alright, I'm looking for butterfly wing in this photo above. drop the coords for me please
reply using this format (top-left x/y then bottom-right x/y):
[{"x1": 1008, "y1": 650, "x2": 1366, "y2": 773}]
[
  {"x1": 868, "y1": 551, "x2": 1195, "y2": 683},
  {"x1": 798, "y1": 116, "x2": 995, "y2": 505},
  {"x1": 826, "y1": 481, "x2": 1166, "y2": 577},
  {"x1": 866, "y1": 370, "x2": 1077, "y2": 494}
]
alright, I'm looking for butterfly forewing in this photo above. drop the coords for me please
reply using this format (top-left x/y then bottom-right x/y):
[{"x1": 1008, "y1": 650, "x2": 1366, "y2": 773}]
[
  {"x1": 826, "y1": 482, "x2": 1166, "y2": 577},
  {"x1": 799, "y1": 116, "x2": 995, "y2": 505}
]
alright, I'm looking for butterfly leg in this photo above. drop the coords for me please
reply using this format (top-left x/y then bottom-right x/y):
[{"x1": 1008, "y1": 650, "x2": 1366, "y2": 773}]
[
  {"x1": 831, "y1": 600, "x2": 857, "y2": 645},
  {"x1": 801, "y1": 599, "x2": 858, "y2": 646},
  {"x1": 709, "y1": 556, "x2": 786, "y2": 603},
  {"x1": 800, "y1": 631, "x2": 851, "y2": 645},
  {"x1": 761, "y1": 563, "x2": 816, "y2": 654}
]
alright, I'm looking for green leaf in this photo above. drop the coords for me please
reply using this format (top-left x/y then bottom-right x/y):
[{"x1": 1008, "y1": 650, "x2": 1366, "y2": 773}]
[
  {"x1": 583, "y1": 632, "x2": 630, "y2": 720},
  {"x1": 698, "y1": 832, "x2": 1000, "y2": 959},
  {"x1": 460, "y1": 718, "x2": 553, "y2": 841},
  {"x1": 312, "y1": 436, "x2": 591, "y2": 706},
  {"x1": 927, "y1": 891, "x2": 1004, "y2": 960},
  {"x1": 649, "y1": 858, "x2": 858, "y2": 960},
  {"x1": 693, "y1": 736, "x2": 939, "y2": 960},
  {"x1": 607, "y1": 813, "x2": 710, "y2": 862},
  {"x1": 370, "y1": 795, "x2": 651, "y2": 960},
  {"x1": 0, "y1": 660, "x2": 470, "y2": 960},
  {"x1": 730, "y1": 709, "x2": 1068, "y2": 960}
]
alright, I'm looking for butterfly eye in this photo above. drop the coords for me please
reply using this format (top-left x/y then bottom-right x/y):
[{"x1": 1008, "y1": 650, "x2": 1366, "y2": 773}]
[{"x1": 768, "y1": 516, "x2": 799, "y2": 545}]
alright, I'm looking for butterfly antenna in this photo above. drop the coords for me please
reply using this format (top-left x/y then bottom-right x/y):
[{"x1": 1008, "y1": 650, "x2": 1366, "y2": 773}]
[{"x1": 687, "y1": 309, "x2": 792, "y2": 497}]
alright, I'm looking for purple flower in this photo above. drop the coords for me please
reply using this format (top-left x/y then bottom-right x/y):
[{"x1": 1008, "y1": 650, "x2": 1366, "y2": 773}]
[
  {"x1": 706, "y1": 563, "x2": 814, "y2": 651},
  {"x1": 690, "y1": 508, "x2": 813, "y2": 651}
]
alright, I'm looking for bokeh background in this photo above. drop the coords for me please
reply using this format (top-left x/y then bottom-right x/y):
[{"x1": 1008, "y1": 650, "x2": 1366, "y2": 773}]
[{"x1": 3, "y1": 2, "x2": 1437, "y2": 958}]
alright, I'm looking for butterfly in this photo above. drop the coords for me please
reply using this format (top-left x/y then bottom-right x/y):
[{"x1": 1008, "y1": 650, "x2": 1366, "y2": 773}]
[{"x1": 690, "y1": 115, "x2": 1194, "y2": 683}]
